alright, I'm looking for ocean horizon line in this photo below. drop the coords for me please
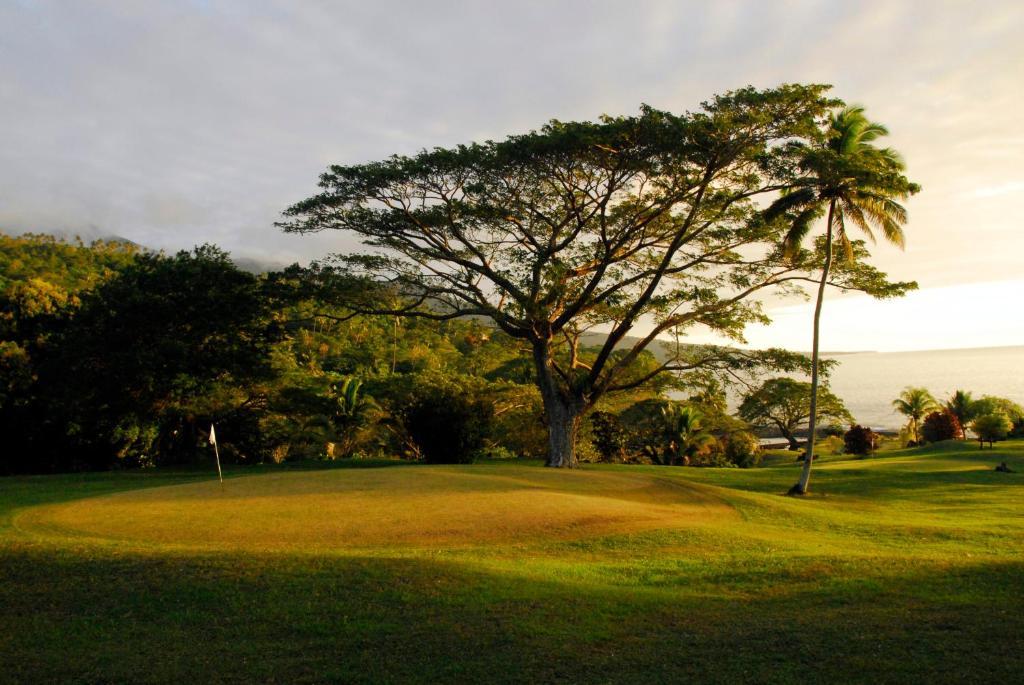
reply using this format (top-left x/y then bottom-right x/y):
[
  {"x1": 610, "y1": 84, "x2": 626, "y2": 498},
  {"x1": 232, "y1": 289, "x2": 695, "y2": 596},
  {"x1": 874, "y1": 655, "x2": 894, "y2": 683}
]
[{"x1": 784, "y1": 343, "x2": 1024, "y2": 356}]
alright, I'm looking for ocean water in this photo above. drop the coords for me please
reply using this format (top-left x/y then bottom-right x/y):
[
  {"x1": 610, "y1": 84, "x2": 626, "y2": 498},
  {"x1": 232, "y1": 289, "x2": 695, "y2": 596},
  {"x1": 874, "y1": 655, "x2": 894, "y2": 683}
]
[{"x1": 821, "y1": 346, "x2": 1024, "y2": 431}]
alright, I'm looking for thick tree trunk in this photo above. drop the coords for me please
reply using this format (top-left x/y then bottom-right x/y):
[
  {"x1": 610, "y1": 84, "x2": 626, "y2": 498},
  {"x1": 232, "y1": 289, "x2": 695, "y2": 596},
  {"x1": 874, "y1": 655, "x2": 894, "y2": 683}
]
[
  {"x1": 533, "y1": 342, "x2": 585, "y2": 468},
  {"x1": 776, "y1": 421, "x2": 799, "y2": 451},
  {"x1": 791, "y1": 201, "x2": 835, "y2": 496},
  {"x1": 544, "y1": 393, "x2": 583, "y2": 468}
]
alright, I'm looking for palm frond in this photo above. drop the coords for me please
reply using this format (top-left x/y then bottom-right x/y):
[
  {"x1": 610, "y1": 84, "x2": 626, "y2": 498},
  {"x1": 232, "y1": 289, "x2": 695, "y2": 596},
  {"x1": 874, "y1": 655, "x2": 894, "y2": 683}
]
[
  {"x1": 829, "y1": 106, "x2": 868, "y2": 154},
  {"x1": 856, "y1": 191, "x2": 909, "y2": 223},
  {"x1": 850, "y1": 194, "x2": 908, "y2": 248},
  {"x1": 879, "y1": 217, "x2": 905, "y2": 249},
  {"x1": 783, "y1": 205, "x2": 823, "y2": 258},
  {"x1": 857, "y1": 121, "x2": 889, "y2": 143},
  {"x1": 781, "y1": 103, "x2": 915, "y2": 264},
  {"x1": 762, "y1": 187, "x2": 818, "y2": 223},
  {"x1": 841, "y1": 202, "x2": 876, "y2": 244},
  {"x1": 876, "y1": 145, "x2": 905, "y2": 170},
  {"x1": 831, "y1": 210, "x2": 855, "y2": 261},
  {"x1": 839, "y1": 230, "x2": 855, "y2": 262}
]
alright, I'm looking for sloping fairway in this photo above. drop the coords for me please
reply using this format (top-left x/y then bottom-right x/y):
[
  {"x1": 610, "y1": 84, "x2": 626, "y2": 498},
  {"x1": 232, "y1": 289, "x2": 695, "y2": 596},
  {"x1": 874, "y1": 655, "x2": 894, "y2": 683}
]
[{"x1": 2, "y1": 442, "x2": 1023, "y2": 683}]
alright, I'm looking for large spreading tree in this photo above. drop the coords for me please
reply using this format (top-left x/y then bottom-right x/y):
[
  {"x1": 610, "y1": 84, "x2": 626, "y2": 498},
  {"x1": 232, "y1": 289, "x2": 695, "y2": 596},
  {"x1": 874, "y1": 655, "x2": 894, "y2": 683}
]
[{"x1": 281, "y1": 85, "x2": 912, "y2": 467}]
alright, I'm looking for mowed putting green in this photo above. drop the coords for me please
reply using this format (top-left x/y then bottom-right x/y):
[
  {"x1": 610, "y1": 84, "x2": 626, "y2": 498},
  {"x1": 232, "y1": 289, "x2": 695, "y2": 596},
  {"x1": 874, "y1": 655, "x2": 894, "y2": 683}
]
[
  {"x1": 2, "y1": 443, "x2": 1024, "y2": 683},
  {"x1": 17, "y1": 467, "x2": 734, "y2": 550}
]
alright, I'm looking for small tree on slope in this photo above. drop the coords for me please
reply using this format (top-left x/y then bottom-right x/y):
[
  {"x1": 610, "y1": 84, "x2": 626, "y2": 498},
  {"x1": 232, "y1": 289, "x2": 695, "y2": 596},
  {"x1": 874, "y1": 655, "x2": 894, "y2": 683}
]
[{"x1": 738, "y1": 377, "x2": 852, "y2": 451}]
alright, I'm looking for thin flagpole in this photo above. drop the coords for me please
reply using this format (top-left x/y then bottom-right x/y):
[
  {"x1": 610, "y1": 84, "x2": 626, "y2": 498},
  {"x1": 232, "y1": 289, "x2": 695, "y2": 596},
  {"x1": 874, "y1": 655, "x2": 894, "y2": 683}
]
[{"x1": 210, "y1": 423, "x2": 224, "y2": 485}]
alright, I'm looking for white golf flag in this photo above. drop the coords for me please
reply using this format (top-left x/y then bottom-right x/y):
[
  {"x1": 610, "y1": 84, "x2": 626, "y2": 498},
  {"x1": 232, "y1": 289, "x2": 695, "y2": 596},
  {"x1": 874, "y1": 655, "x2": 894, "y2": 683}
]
[{"x1": 210, "y1": 423, "x2": 223, "y2": 484}]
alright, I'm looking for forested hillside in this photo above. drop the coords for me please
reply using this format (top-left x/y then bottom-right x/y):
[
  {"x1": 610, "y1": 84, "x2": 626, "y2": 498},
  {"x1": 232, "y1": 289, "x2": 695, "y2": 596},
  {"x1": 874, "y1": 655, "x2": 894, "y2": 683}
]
[{"x1": 2, "y1": 233, "x2": 696, "y2": 473}]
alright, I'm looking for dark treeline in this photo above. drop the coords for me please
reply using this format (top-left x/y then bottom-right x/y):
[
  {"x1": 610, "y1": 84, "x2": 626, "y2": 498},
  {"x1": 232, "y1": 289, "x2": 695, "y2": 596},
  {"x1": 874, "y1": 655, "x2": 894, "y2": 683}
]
[{"x1": 3, "y1": 232, "x2": 745, "y2": 473}]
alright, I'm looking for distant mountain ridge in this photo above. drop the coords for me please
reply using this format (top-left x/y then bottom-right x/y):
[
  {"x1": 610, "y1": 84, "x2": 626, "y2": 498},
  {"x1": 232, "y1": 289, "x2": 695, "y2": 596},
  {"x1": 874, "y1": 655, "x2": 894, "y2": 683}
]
[{"x1": 2, "y1": 228, "x2": 283, "y2": 274}]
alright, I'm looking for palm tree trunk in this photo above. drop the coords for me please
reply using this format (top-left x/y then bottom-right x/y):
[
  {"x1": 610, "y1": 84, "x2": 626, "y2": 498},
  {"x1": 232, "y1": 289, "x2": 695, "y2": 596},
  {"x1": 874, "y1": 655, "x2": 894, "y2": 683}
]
[
  {"x1": 792, "y1": 200, "x2": 835, "y2": 495},
  {"x1": 391, "y1": 316, "x2": 399, "y2": 374}
]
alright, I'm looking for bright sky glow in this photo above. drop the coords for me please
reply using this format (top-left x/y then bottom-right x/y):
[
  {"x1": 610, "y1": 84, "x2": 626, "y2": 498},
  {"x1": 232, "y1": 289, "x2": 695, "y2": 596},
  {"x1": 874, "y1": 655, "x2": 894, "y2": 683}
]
[
  {"x1": 688, "y1": 280, "x2": 1024, "y2": 353},
  {"x1": 1, "y1": 0, "x2": 1022, "y2": 351}
]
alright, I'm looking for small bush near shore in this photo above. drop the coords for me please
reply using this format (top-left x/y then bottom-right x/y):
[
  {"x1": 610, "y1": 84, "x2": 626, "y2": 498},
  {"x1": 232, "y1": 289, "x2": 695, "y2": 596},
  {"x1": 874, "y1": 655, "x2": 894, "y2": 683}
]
[{"x1": 844, "y1": 425, "x2": 881, "y2": 456}]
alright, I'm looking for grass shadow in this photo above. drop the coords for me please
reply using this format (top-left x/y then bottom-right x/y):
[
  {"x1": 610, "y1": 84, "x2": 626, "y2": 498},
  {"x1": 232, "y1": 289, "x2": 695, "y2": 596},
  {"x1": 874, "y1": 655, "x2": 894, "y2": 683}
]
[{"x1": 1, "y1": 543, "x2": 1021, "y2": 683}]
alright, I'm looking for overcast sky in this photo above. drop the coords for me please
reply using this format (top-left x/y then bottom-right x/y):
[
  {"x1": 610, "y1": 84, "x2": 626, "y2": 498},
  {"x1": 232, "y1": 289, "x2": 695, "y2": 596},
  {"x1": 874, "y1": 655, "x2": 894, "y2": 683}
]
[{"x1": 2, "y1": 1, "x2": 1022, "y2": 350}]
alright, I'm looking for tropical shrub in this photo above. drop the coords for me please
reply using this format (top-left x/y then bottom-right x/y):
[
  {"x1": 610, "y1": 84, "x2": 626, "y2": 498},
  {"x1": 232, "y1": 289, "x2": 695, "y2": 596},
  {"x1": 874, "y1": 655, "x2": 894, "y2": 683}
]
[
  {"x1": 329, "y1": 376, "x2": 380, "y2": 457},
  {"x1": 722, "y1": 431, "x2": 762, "y2": 468},
  {"x1": 589, "y1": 411, "x2": 627, "y2": 463},
  {"x1": 686, "y1": 437, "x2": 733, "y2": 467},
  {"x1": 474, "y1": 445, "x2": 517, "y2": 460},
  {"x1": 816, "y1": 435, "x2": 845, "y2": 456},
  {"x1": 844, "y1": 425, "x2": 881, "y2": 456},
  {"x1": 969, "y1": 396, "x2": 1024, "y2": 437},
  {"x1": 921, "y1": 410, "x2": 962, "y2": 443},
  {"x1": 971, "y1": 396, "x2": 1024, "y2": 424},
  {"x1": 634, "y1": 403, "x2": 716, "y2": 466},
  {"x1": 491, "y1": 395, "x2": 547, "y2": 460},
  {"x1": 821, "y1": 423, "x2": 845, "y2": 438}
]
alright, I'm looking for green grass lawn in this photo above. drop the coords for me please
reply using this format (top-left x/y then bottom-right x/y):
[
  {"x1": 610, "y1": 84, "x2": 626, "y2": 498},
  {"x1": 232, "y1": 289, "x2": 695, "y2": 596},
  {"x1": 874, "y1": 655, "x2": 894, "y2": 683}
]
[{"x1": 2, "y1": 441, "x2": 1022, "y2": 684}]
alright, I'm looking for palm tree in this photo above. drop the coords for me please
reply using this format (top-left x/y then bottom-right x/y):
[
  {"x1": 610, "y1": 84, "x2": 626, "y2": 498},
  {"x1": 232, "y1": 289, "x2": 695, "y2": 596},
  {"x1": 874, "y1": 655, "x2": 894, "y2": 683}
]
[
  {"x1": 334, "y1": 377, "x2": 373, "y2": 421},
  {"x1": 893, "y1": 387, "x2": 938, "y2": 445},
  {"x1": 666, "y1": 405, "x2": 717, "y2": 465},
  {"x1": 945, "y1": 389, "x2": 974, "y2": 439},
  {"x1": 331, "y1": 377, "x2": 379, "y2": 456},
  {"x1": 645, "y1": 404, "x2": 716, "y2": 466},
  {"x1": 765, "y1": 106, "x2": 919, "y2": 495}
]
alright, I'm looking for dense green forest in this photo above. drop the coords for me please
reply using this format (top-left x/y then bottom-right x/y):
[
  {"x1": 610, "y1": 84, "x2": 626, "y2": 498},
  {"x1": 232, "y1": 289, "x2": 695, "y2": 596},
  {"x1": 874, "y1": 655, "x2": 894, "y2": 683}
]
[{"x1": 2, "y1": 232, "x2": 743, "y2": 473}]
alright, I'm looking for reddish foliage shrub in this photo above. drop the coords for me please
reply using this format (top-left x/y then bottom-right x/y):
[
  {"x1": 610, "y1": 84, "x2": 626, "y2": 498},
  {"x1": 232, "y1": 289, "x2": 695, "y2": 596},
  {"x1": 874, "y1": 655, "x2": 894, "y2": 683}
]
[
  {"x1": 844, "y1": 425, "x2": 881, "y2": 455},
  {"x1": 921, "y1": 410, "x2": 962, "y2": 443}
]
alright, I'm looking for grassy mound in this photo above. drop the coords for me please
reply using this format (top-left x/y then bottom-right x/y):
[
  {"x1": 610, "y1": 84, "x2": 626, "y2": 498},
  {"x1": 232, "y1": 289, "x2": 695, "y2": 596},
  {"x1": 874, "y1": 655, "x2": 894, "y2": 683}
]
[
  {"x1": 1, "y1": 441, "x2": 1022, "y2": 683},
  {"x1": 18, "y1": 467, "x2": 733, "y2": 550}
]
